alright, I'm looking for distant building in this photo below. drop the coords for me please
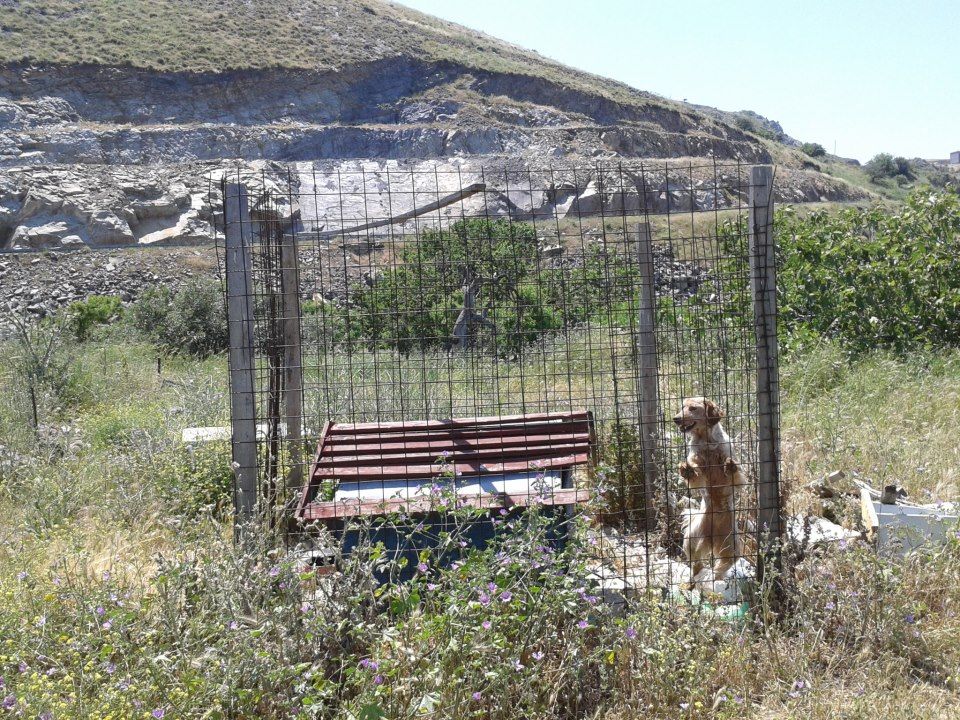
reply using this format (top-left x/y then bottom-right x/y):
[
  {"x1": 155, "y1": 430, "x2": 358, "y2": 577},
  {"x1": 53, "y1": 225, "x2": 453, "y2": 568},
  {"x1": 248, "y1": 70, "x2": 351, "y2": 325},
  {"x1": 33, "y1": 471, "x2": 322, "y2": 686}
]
[{"x1": 951, "y1": 151, "x2": 960, "y2": 165}]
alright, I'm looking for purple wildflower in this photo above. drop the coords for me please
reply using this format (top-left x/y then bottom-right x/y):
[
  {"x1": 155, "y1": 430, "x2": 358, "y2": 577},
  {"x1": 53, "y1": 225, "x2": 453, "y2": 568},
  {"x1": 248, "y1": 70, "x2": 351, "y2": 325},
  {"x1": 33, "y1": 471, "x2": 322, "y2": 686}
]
[
  {"x1": 679, "y1": 702, "x2": 689, "y2": 710},
  {"x1": 16, "y1": 572, "x2": 27, "y2": 581},
  {"x1": 18, "y1": 662, "x2": 27, "y2": 674},
  {"x1": 577, "y1": 620, "x2": 589, "y2": 630},
  {"x1": 105, "y1": 662, "x2": 116, "y2": 675},
  {"x1": 101, "y1": 620, "x2": 112, "y2": 630},
  {"x1": 102, "y1": 571, "x2": 111, "y2": 582},
  {"x1": 625, "y1": 626, "x2": 637, "y2": 640},
  {"x1": 487, "y1": 582, "x2": 497, "y2": 593},
  {"x1": 229, "y1": 621, "x2": 239, "y2": 631},
  {"x1": 0, "y1": 678, "x2": 4, "y2": 689},
  {"x1": 472, "y1": 692, "x2": 482, "y2": 701},
  {"x1": 532, "y1": 651, "x2": 544, "y2": 661},
  {"x1": 96, "y1": 606, "x2": 105, "y2": 616},
  {"x1": 499, "y1": 591, "x2": 512, "y2": 603},
  {"x1": 427, "y1": 583, "x2": 438, "y2": 591},
  {"x1": 513, "y1": 659, "x2": 524, "y2": 671},
  {"x1": 373, "y1": 674, "x2": 384, "y2": 685},
  {"x1": 481, "y1": 620, "x2": 492, "y2": 630},
  {"x1": 152, "y1": 708, "x2": 165, "y2": 719},
  {"x1": 359, "y1": 658, "x2": 379, "y2": 671},
  {"x1": 40, "y1": 712, "x2": 53, "y2": 720},
  {"x1": 417, "y1": 562, "x2": 428, "y2": 574},
  {"x1": 904, "y1": 613, "x2": 916, "y2": 624},
  {"x1": 478, "y1": 593, "x2": 491, "y2": 606},
  {"x1": 2, "y1": 696, "x2": 15, "y2": 710},
  {"x1": 268, "y1": 566, "x2": 280, "y2": 577},
  {"x1": 824, "y1": 601, "x2": 836, "y2": 611}
]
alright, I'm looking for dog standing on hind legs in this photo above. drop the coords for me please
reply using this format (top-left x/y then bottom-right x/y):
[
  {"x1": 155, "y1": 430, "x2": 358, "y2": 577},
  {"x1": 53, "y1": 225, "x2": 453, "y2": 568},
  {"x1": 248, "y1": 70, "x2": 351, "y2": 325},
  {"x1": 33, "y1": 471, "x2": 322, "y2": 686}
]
[{"x1": 673, "y1": 397, "x2": 749, "y2": 588}]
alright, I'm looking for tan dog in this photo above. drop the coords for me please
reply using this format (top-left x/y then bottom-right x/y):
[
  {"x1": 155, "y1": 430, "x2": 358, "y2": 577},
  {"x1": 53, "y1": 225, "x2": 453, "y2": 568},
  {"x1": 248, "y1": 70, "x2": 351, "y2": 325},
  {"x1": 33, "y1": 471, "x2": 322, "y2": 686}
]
[{"x1": 673, "y1": 397, "x2": 748, "y2": 586}]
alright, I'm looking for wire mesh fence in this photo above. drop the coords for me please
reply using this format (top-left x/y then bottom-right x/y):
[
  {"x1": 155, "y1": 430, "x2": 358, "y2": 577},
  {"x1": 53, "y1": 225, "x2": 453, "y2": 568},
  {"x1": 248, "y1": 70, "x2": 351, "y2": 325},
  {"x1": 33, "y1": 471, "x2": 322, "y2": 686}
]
[{"x1": 215, "y1": 160, "x2": 780, "y2": 607}]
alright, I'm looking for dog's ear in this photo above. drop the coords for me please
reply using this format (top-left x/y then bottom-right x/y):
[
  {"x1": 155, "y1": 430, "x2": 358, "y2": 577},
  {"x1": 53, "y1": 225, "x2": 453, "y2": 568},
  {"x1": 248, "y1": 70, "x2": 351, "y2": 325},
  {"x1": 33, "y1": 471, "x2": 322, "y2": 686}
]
[{"x1": 705, "y1": 400, "x2": 724, "y2": 426}]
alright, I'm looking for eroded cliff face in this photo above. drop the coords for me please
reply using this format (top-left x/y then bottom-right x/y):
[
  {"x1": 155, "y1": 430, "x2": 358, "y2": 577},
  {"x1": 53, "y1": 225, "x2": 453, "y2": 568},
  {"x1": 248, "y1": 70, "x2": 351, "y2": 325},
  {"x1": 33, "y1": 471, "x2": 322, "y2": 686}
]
[{"x1": 0, "y1": 61, "x2": 867, "y2": 250}]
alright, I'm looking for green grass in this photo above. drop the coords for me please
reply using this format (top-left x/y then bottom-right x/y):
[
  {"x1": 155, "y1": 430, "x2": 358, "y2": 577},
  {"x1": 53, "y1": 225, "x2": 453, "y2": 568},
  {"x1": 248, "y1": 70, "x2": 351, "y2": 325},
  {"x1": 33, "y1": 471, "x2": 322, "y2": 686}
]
[{"x1": 1, "y1": 335, "x2": 959, "y2": 718}]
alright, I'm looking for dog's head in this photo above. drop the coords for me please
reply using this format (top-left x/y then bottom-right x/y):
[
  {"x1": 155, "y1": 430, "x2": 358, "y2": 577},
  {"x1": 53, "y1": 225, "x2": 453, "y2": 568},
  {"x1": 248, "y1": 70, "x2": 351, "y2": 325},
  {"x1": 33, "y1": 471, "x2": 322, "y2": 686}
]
[{"x1": 673, "y1": 397, "x2": 724, "y2": 434}]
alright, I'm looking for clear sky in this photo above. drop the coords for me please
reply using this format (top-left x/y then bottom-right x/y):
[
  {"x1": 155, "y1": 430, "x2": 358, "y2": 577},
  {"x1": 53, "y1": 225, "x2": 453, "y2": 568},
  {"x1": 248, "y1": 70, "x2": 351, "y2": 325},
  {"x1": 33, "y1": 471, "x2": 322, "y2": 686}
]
[{"x1": 396, "y1": 0, "x2": 958, "y2": 162}]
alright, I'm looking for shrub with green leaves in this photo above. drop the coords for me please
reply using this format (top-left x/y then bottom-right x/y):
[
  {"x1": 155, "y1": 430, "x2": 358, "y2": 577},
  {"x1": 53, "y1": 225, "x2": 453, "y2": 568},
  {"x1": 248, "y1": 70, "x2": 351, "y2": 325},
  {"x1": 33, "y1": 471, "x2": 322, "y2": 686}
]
[
  {"x1": 131, "y1": 279, "x2": 228, "y2": 358},
  {"x1": 67, "y1": 295, "x2": 122, "y2": 341},
  {"x1": 777, "y1": 189, "x2": 960, "y2": 353},
  {"x1": 800, "y1": 142, "x2": 826, "y2": 158}
]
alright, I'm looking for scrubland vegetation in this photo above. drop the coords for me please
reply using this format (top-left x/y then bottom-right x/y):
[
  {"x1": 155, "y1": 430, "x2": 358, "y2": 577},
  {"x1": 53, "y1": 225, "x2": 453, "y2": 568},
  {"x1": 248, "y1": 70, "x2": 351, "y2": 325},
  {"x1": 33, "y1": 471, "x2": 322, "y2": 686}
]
[{"x1": 1, "y1": 189, "x2": 959, "y2": 718}]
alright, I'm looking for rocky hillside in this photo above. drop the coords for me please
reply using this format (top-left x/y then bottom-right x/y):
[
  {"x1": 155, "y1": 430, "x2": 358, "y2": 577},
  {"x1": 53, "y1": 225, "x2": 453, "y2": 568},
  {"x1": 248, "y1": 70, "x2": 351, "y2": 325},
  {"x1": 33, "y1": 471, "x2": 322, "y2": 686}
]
[{"x1": 0, "y1": 0, "x2": 870, "y2": 252}]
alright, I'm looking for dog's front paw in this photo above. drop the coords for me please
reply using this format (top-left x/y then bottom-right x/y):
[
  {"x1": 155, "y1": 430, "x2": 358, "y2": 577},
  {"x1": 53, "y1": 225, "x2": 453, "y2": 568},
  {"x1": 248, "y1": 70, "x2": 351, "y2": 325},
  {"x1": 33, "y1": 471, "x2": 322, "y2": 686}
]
[
  {"x1": 679, "y1": 461, "x2": 696, "y2": 480},
  {"x1": 724, "y1": 457, "x2": 739, "y2": 477}
]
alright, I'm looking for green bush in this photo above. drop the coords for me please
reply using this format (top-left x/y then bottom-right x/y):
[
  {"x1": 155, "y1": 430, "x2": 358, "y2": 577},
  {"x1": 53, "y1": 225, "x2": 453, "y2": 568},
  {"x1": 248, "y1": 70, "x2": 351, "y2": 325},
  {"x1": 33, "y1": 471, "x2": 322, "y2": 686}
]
[
  {"x1": 67, "y1": 295, "x2": 122, "y2": 341},
  {"x1": 800, "y1": 142, "x2": 826, "y2": 158},
  {"x1": 131, "y1": 280, "x2": 228, "y2": 357},
  {"x1": 865, "y1": 153, "x2": 897, "y2": 181},
  {"x1": 155, "y1": 440, "x2": 235, "y2": 516},
  {"x1": 777, "y1": 189, "x2": 960, "y2": 353},
  {"x1": 865, "y1": 153, "x2": 913, "y2": 183}
]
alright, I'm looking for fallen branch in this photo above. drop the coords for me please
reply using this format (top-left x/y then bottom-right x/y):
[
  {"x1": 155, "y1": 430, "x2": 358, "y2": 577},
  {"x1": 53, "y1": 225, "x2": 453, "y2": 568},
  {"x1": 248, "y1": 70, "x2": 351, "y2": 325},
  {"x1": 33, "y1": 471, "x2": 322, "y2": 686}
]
[{"x1": 317, "y1": 182, "x2": 487, "y2": 240}]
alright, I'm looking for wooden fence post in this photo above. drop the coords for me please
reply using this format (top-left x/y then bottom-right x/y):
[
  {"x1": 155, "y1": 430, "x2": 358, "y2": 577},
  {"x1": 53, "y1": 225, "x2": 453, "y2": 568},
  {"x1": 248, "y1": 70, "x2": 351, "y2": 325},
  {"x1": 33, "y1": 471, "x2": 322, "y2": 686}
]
[
  {"x1": 636, "y1": 222, "x2": 661, "y2": 531},
  {"x1": 279, "y1": 228, "x2": 304, "y2": 498},
  {"x1": 223, "y1": 182, "x2": 258, "y2": 526},
  {"x1": 750, "y1": 165, "x2": 783, "y2": 586}
]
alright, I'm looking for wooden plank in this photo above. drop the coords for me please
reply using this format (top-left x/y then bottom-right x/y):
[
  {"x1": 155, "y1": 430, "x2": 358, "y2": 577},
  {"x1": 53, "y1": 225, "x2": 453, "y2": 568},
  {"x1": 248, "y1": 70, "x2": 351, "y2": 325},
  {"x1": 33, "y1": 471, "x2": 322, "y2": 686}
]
[
  {"x1": 300, "y1": 488, "x2": 591, "y2": 520},
  {"x1": 296, "y1": 421, "x2": 330, "y2": 518},
  {"x1": 326, "y1": 410, "x2": 589, "y2": 433},
  {"x1": 750, "y1": 165, "x2": 783, "y2": 577},
  {"x1": 279, "y1": 225, "x2": 305, "y2": 497},
  {"x1": 224, "y1": 182, "x2": 258, "y2": 521},
  {"x1": 321, "y1": 431, "x2": 592, "y2": 456},
  {"x1": 636, "y1": 221, "x2": 660, "y2": 530},
  {"x1": 312, "y1": 453, "x2": 591, "y2": 480},
  {"x1": 325, "y1": 422, "x2": 592, "y2": 445},
  {"x1": 860, "y1": 487, "x2": 879, "y2": 544},
  {"x1": 313, "y1": 443, "x2": 591, "y2": 469}
]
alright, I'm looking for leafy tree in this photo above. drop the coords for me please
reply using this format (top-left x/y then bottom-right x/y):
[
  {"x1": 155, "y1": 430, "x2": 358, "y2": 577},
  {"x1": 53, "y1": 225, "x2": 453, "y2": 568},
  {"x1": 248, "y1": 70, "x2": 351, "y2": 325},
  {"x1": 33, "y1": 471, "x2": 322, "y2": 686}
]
[
  {"x1": 893, "y1": 156, "x2": 913, "y2": 179},
  {"x1": 801, "y1": 142, "x2": 826, "y2": 158},
  {"x1": 865, "y1": 153, "x2": 897, "y2": 181}
]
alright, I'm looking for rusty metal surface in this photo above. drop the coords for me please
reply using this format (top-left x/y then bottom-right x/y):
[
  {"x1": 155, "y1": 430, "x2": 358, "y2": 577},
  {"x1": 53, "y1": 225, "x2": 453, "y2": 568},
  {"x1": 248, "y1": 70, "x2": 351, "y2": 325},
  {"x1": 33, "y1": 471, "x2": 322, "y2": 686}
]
[{"x1": 297, "y1": 411, "x2": 594, "y2": 520}]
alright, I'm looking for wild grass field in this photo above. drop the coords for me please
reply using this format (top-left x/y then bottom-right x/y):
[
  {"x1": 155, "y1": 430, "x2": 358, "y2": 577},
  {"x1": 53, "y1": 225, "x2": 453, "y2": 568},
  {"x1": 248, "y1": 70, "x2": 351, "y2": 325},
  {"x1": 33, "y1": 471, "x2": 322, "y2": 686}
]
[{"x1": 1, "y1": 190, "x2": 959, "y2": 718}]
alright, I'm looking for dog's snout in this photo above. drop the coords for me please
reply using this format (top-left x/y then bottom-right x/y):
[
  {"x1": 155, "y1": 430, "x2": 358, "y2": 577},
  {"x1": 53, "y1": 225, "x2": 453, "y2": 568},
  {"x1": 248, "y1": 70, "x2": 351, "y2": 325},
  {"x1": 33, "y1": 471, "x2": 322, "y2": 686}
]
[{"x1": 672, "y1": 414, "x2": 683, "y2": 426}]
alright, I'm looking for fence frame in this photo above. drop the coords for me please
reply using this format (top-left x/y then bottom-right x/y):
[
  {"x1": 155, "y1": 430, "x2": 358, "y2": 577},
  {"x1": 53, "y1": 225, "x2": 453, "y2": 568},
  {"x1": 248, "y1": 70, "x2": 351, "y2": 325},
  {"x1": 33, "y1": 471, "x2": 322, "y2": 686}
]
[{"x1": 219, "y1": 162, "x2": 783, "y2": 596}]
